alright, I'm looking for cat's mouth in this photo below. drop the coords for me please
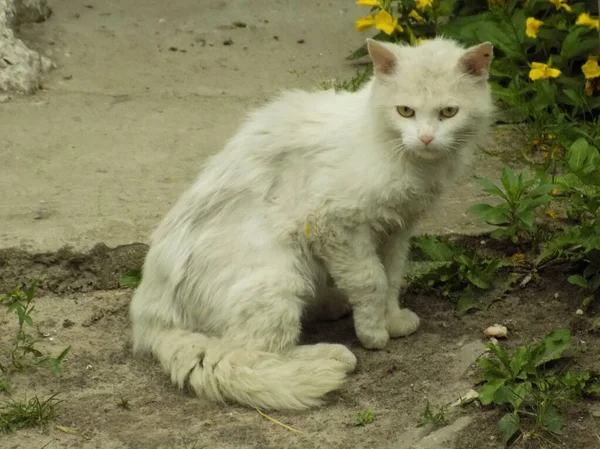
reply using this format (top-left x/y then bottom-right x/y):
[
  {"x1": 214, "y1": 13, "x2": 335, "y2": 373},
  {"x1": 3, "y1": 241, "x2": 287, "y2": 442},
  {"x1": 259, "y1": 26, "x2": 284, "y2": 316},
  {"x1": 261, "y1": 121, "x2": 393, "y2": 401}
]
[{"x1": 410, "y1": 143, "x2": 449, "y2": 160}]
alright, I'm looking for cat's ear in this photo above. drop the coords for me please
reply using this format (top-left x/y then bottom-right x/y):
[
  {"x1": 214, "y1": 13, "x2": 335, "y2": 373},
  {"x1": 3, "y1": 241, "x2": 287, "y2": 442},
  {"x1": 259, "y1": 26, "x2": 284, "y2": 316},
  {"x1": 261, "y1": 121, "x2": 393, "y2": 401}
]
[
  {"x1": 367, "y1": 39, "x2": 397, "y2": 76},
  {"x1": 459, "y1": 42, "x2": 493, "y2": 80}
]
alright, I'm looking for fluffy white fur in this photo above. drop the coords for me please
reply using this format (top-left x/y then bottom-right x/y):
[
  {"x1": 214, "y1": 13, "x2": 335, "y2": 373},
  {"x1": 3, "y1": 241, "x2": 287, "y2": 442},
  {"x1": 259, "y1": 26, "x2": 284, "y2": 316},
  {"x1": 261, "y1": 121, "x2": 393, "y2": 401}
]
[{"x1": 129, "y1": 37, "x2": 494, "y2": 410}]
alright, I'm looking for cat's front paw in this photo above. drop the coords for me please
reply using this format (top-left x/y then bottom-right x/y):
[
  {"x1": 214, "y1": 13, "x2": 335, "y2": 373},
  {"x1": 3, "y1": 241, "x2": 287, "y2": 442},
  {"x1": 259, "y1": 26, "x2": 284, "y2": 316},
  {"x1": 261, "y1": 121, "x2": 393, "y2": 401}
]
[
  {"x1": 356, "y1": 327, "x2": 389, "y2": 350},
  {"x1": 386, "y1": 308, "x2": 420, "y2": 338}
]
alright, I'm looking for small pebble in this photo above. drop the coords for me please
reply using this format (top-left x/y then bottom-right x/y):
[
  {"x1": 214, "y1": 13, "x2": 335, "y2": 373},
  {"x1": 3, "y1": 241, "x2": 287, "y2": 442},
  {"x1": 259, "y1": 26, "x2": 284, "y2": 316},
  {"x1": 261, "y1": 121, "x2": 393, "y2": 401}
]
[
  {"x1": 484, "y1": 324, "x2": 508, "y2": 339},
  {"x1": 223, "y1": 39, "x2": 233, "y2": 46},
  {"x1": 297, "y1": 39, "x2": 305, "y2": 44}
]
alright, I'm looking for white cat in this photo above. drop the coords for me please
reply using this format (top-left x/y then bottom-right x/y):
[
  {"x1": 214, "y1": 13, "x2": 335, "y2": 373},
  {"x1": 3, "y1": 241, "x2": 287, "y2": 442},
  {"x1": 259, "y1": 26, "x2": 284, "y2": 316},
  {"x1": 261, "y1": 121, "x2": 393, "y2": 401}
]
[{"x1": 129, "y1": 37, "x2": 494, "y2": 410}]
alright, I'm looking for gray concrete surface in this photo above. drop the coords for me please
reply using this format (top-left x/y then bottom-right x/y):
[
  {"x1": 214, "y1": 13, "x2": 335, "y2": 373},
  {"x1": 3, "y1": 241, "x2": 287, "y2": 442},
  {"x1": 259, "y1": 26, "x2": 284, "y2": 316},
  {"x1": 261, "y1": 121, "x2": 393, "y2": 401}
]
[{"x1": 0, "y1": 0, "x2": 524, "y2": 254}]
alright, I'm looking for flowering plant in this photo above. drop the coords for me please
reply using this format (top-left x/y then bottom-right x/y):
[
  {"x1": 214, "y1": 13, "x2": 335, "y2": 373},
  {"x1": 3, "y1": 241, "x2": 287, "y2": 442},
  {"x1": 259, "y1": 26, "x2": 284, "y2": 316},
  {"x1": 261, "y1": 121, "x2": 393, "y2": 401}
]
[{"x1": 351, "y1": 0, "x2": 600, "y2": 121}]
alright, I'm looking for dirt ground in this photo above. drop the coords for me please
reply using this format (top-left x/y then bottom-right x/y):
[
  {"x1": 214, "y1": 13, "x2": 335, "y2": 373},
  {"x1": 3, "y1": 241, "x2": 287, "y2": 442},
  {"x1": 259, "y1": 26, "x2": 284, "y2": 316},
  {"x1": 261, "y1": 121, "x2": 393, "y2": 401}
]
[
  {"x1": 1, "y1": 266, "x2": 599, "y2": 449},
  {"x1": 2, "y1": 1, "x2": 600, "y2": 448}
]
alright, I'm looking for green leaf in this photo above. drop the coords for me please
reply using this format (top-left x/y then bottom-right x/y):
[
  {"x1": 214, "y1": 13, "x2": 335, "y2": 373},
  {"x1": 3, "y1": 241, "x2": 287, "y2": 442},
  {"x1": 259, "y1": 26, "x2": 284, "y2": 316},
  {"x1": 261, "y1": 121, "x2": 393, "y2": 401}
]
[
  {"x1": 475, "y1": 178, "x2": 509, "y2": 201},
  {"x1": 498, "y1": 412, "x2": 520, "y2": 444},
  {"x1": 490, "y1": 227, "x2": 513, "y2": 240},
  {"x1": 561, "y1": 28, "x2": 598, "y2": 59},
  {"x1": 510, "y1": 381, "x2": 531, "y2": 409},
  {"x1": 26, "y1": 281, "x2": 37, "y2": 302},
  {"x1": 23, "y1": 315, "x2": 33, "y2": 327},
  {"x1": 413, "y1": 236, "x2": 456, "y2": 262},
  {"x1": 468, "y1": 203, "x2": 494, "y2": 216},
  {"x1": 119, "y1": 269, "x2": 142, "y2": 288},
  {"x1": 456, "y1": 289, "x2": 475, "y2": 315},
  {"x1": 568, "y1": 275, "x2": 589, "y2": 290},
  {"x1": 541, "y1": 406, "x2": 564, "y2": 434},
  {"x1": 530, "y1": 329, "x2": 571, "y2": 367},
  {"x1": 479, "y1": 378, "x2": 507, "y2": 406},
  {"x1": 488, "y1": 342, "x2": 512, "y2": 372},
  {"x1": 509, "y1": 346, "x2": 528, "y2": 377},
  {"x1": 527, "y1": 183, "x2": 556, "y2": 197},
  {"x1": 562, "y1": 89, "x2": 584, "y2": 108},
  {"x1": 501, "y1": 167, "x2": 518, "y2": 201},
  {"x1": 466, "y1": 271, "x2": 492, "y2": 290},
  {"x1": 495, "y1": 382, "x2": 530, "y2": 409},
  {"x1": 56, "y1": 346, "x2": 70, "y2": 361},
  {"x1": 477, "y1": 356, "x2": 507, "y2": 381},
  {"x1": 567, "y1": 138, "x2": 594, "y2": 173},
  {"x1": 521, "y1": 195, "x2": 552, "y2": 210},
  {"x1": 481, "y1": 206, "x2": 512, "y2": 225}
]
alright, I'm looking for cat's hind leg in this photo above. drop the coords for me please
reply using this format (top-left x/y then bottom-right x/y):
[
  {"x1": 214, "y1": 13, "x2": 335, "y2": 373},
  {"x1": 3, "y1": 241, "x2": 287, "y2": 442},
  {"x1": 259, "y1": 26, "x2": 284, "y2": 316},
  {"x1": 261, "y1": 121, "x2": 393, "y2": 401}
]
[{"x1": 304, "y1": 276, "x2": 351, "y2": 322}]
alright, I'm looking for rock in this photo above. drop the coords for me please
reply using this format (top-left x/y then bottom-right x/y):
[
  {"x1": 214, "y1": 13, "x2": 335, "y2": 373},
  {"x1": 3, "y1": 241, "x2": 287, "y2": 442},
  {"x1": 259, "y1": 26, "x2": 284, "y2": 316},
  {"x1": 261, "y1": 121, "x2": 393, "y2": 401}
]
[
  {"x1": 0, "y1": 0, "x2": 54, "y2": 94},
  {"x1": 450, "y1": 389, "x2": 479, "y2": 408},
  {"x1": 484, "y1": 324, "x2": 508, "y2": 339},
  {"x1": 412, "y1": 416, "x2": 473, "y2": 449},
  {"x1": 14, "y1": 0, "x2": 52, "y2": 25}
]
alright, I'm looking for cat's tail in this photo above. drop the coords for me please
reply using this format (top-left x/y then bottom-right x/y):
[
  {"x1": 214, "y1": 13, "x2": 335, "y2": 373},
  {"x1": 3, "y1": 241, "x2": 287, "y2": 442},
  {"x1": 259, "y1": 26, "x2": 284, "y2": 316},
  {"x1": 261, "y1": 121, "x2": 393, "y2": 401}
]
[{"x1": 138, "y1": 328, "x2": 356, "y2": 410}]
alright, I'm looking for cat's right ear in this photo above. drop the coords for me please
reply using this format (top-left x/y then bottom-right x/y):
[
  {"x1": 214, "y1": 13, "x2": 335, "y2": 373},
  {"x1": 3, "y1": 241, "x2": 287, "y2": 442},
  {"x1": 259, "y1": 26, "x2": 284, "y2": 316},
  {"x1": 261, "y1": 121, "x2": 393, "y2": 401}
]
[{"x1": 367, "y1": 39, "x2": 397, "y2": 77}]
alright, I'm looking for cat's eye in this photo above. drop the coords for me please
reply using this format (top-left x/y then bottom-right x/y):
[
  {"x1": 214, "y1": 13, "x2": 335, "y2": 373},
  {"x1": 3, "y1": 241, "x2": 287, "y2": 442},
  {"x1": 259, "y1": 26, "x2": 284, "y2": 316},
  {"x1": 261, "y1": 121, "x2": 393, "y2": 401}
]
[
  {"x1": 396, "y1": 106, "x2": 415, "y2": 118},
  {"x1": 440, "y1": 107, "x2": 459, "y2": 119}
]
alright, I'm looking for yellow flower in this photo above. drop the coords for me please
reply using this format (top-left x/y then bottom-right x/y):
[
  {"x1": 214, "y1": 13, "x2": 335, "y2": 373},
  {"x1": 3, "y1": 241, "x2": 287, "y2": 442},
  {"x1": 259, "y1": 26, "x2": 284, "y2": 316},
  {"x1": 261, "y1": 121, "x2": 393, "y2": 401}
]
[
  {"x1": 356, "y1": 10, "x2": 403, "y2": 34},
  {"x1": 416, "y1": 0, "x2": 433, "y2": 11},
  {"x1": 356, "y1": 0, "x2": 380, "y2": 6},
  {"x1": 545, "y1": 209, "x2": 558, "y2": 219},
  {"x1": 356, "y1": 15, "x2": 377, "y2": 31},
  {"x1": 511, "y1": 253, "x2": 526, "y2": 264},
  {"x1": 529, "y1": 62, "x2": 561, "y2": 80},
  {"x1": 551, "y1": 188, "x2": 559, "y2": 197},
  {"x1": 409, "y1": 9, "x2": 424, "y2": 22},
  {"x1": 582, "y1": 56, "x2": 600, "y2": 79},
  {"x1": 548, "y1": 0, "x2": 572, "y2": 11},
  {"x1": 576, "y1": 13, "x2": 600, "y2": 31},
  {"x1": 525, "y1": 17, "x2": 543, "y2": 38}
]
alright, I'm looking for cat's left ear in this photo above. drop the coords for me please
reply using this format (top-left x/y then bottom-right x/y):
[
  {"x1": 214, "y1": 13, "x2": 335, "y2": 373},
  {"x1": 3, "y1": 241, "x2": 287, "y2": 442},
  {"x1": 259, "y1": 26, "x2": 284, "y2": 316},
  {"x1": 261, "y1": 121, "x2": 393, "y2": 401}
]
[{"x1": 459, "y1": 42, "x2": 493, "y2": 80}]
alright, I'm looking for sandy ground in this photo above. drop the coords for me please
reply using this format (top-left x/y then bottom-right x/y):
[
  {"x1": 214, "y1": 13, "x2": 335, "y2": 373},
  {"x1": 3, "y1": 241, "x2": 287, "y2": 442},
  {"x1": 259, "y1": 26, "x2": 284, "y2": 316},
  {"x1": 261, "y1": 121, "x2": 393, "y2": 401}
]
[
  {"x1": 2, "y1": 270, "x2": 599, "y2": 449},
  {"x1": 0, "y1": 0, "x2": 522, "y2": 253},
  {"x1": 3, "y1": 1, "x2": 599, "y2": 449}
]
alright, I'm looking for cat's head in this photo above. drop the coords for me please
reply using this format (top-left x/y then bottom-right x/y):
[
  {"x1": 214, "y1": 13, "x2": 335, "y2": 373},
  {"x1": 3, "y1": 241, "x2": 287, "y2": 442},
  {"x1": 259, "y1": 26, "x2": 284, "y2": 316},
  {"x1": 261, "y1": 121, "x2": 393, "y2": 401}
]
[{"x1": 366, "y1": 37, "x2": 494, "y2": 160}]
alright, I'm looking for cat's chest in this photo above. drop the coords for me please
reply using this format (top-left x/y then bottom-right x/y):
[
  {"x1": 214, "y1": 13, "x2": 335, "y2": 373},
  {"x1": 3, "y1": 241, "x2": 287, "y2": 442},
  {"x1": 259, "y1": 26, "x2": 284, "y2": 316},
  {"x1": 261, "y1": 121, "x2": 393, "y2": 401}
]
[{"x1": 368, "y1": 180, "x2": 441, "y2": 232}]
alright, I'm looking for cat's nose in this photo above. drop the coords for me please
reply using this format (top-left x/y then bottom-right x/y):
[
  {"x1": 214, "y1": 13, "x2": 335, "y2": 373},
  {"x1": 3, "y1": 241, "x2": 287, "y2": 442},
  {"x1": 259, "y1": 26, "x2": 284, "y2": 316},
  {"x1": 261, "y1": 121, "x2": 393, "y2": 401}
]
[{"x1": 420, "y1": 135, "x2": 434, "y2": 145}]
